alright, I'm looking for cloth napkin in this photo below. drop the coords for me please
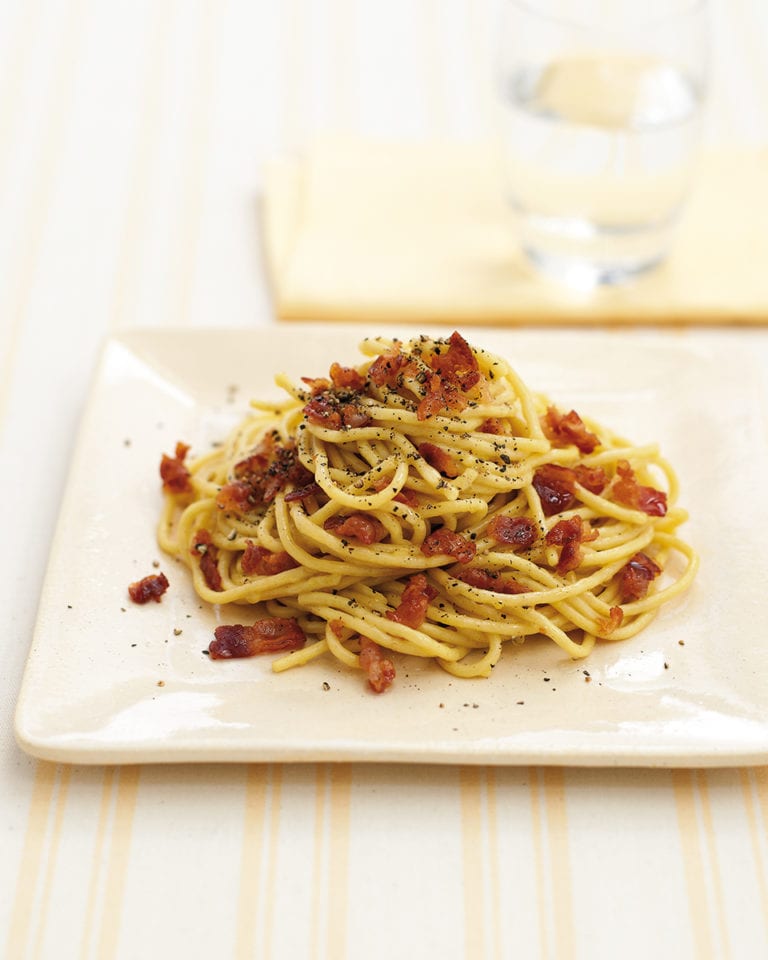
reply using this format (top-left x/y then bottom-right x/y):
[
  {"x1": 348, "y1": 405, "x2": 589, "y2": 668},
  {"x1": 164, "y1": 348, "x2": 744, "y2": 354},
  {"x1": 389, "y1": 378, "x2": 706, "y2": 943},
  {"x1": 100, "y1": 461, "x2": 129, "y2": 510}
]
[{"x1": 262, "y1": 139, "x2": 768, "y2": 325}]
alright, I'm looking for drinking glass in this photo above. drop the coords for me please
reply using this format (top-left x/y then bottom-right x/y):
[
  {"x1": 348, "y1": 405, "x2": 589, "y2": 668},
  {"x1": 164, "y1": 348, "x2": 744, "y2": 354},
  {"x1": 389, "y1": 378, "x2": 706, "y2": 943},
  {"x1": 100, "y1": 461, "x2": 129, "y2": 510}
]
[{"x1": 496, "y1": 0, "x2": 709, "y2": 286}]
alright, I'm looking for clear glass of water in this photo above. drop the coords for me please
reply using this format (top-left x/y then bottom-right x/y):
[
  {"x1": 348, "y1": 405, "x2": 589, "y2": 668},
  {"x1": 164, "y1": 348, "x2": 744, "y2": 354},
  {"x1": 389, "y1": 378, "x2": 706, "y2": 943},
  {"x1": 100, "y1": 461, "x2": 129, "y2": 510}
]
[{"x1": 496, "y1": 0, "x2": 709, "y2": 286}]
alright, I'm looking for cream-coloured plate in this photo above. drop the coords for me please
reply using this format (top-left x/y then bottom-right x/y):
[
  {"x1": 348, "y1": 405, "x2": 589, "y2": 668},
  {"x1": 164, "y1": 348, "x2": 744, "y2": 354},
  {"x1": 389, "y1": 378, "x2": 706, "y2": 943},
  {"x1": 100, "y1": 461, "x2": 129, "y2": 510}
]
[{"x1": 15, "y1": 326, "x2": 768, "y2": 766}]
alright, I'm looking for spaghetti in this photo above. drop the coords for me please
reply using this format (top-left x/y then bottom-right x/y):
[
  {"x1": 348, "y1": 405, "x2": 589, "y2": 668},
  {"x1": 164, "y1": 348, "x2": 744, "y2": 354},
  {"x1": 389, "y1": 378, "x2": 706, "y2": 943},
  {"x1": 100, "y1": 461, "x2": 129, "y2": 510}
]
[{"x1": 157, "y1": 332, "x2": 697, "y2": 692}]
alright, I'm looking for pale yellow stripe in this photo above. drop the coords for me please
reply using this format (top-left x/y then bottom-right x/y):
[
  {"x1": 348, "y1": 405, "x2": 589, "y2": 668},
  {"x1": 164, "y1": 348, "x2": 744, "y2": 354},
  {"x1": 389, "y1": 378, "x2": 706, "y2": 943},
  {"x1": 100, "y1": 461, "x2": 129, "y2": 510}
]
[
  {"x1": 94, "y1": 766, "x2": 141, "y2": 960},
  {"x1": 108, "y1": 0, "x2": 177, "y2": 333},
  {"x1": 739, "y1": 770, "x2": 768, "y2": 943},
  {"x1": 30, "y1": 765, "x2": 72, "y2": 960},
  {"x1": 0, "y1": 0, "x2": 90, "y2": 432},
  {"x1": 326, "y1": 764, "x2": 352, "y2": 960},
  {"x1": 4, "y1": 762, "x2": 58, "y2": 958},
  {"x1": 459, "y1": 766, "x2": 486, "y2": 960},
  {"x1": 171, "y1": 0, "x2": 221, "y2": 328},
  {"x1": 541, "y1": 768, "x2": 575, "y2": 960},
  {"x1": 485, "y1": 768, "x2": 503, "y2": 960},
  {"x1": 672, "y1": 770, "x2": 714, "y2": 959},
  {"x1": 0, "y1": 0, "x2": 43, "y2": 196},
  {"x1": 261, "y1": 764, "x2": 283, "y2": 960},
  {"x1": 310, "y1": 764, "x2": 328, "y2": 959},
  {"x1": 528, "y1": 768, "x2": 549, "y2": 960},
  {"x1": 79, "y1": 768, "x2": 117, "y2": 960},
  {"x1": 696, "y1": 772, "x2": 731, "y2": 959},
  {"x1": 235, "y1": 765, "x2": 269, "y2": 959}
]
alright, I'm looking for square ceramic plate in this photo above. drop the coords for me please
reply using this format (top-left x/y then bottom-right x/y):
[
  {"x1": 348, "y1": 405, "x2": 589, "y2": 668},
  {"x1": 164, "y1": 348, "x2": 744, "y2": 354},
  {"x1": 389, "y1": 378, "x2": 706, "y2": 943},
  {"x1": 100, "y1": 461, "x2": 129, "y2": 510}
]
[{"x1": 14, "y1": 326, "x2": 768, "y2": 766}]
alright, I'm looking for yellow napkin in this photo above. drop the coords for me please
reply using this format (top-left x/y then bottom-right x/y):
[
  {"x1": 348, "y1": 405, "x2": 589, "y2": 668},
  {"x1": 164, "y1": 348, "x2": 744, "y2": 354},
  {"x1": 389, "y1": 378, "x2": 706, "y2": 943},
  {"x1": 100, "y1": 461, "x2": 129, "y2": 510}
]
[{"x1": 263, "y1": 139, "x2": 768, "y2": 325}]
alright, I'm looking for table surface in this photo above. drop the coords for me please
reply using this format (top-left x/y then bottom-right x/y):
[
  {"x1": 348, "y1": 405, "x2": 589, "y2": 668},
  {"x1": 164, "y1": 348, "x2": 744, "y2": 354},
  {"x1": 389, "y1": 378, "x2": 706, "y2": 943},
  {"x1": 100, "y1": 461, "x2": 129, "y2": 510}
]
[{"x1": 2, "y1": 2, "x2": 767, "y2": 958}]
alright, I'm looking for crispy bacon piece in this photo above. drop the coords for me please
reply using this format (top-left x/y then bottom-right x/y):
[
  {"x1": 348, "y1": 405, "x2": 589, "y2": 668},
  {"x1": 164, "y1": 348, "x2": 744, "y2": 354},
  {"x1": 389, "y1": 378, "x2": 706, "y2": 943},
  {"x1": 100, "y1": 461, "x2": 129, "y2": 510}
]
[
  {"x1": 216, "y1": 480, "x2": 255, "y2": 514},
  {"x1": 216, "y1": 438, "x2": 313, "y2": 514},
  {"x1": 573, "y1": 464, "x2": 608, "y2": 495},
  {"x1": 456, "y1": 567, "x2": 527, "y2": 594},
  {"x1": 209, "y1": 618, "x2": 306, "y2": 659},
  {"x1": 532, "y1": 464, "x2": 578, "y2": 516},
  {"x1": 478, "y1": 417, "x2": 503, "y2": 435},
  {"x1": 284, "y1": 481, "x2": 323, "y2": 503},
  {"x1": 421, "y1": 528, "x2": 476, "y2": 564},
  {"x1": 128, "y1": 571, "x2": 169, "y2": 604},
  {"x1": 612, "y1": 461, "x2": 668, "y2": 517},
  {"x1": 358, "y1": 637, "x2": 396, "y2": 693},
  {"x1": 241, "y1": 542, "x2": 299, "y2": 577},
  {"x1": 486, "y1": 515, "x2": 538, "y2": 550},
  {"x1": 330, "y1": 362, "x2": 366, "y2": 391},
  {"x1": 618, "y1": 552, "x2": 662, "y2": 601},
  {"x1": 262, "y1": 448, "x2": 314, "y2": 502},
  {"x1": 416, "y1": 373, "x2": 465, "y2": 421},
  {"x1": 234, "y1": 434, "x2": 276, "y2": 478},
  {"x1": 431, "y1": 331, "x2": 481, "y2": 392},
  {"x1": 416, "y1": 333, "x2": 483, "y2": 421},
  {"x1": 303, "y1": 395, "x2": 344, "y2": 429},
  {"x1": 192, "y1": 529, "x2": 223, "y2": 591},
  {"x1": 324, "y1": 513, "x2": 387, "y2": 545},
  {"x1": 386, "y1": 573, "x2": 438, "y2": 628},
  {"x1": 545, "y1": 517, "x2": 598, "y2": 575},
  {"x1": 418, "y1": 442, "x2": 460, "y2": 478},
  {"x1": 597, "y1": 605, "x2": 624, "y2": 636},
  {"x1": 304, "y1": 392, "x2": 372, "y2": 430},
  {"x1": 543, "y1": 407, "x2": 599, "y2": 454},
  {"x1": 368, "y1": 345, "x2": 410, "y2": 387},
  {"x1": 160, "y1": 441, "x2": 193, "y2": 495},
  {"x1": 531, "y1": 463, "x2": 607, "y2": 516}
]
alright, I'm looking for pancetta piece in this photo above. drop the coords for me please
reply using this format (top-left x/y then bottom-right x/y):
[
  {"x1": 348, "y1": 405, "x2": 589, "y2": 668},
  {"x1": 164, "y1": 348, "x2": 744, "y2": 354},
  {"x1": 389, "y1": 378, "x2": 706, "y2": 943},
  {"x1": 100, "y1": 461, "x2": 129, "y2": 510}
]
[
  {"x1": 128, "y1": 572, "x2": 169, "y2": 604},
  {"x1": 192, "y1": 529, "x2": 223, "y2": 591},
  {"x1": 612, "y1": 461, "x2": 668, "y2": 516},
  {"x1": 160, "y1": 441, "x2": 193, "y2": 495},
  {"x1": 486, "y1": 515, "x2": 538, "y2": 549},
  {"x1": 241, "y1": 543, "x2": 298, "y2": 576},
  {"x1": 209, "y1": 618, "x2": 306, "y2": 658},
  {"x1": 545, "y1": 517, "x2": 598, "y2": 575},
  {"x1": 618, "y1": 552, "x2": 661, "y2": 601},
  {"x1": 358, "y1": 637, "x2": 396, "y2": 693},
  {"x1": 420, "y1": 528, "x2": 476, "y2": 564},
  {"x1": 386, "y1": 573, "x2": 438, "y2": 628}
]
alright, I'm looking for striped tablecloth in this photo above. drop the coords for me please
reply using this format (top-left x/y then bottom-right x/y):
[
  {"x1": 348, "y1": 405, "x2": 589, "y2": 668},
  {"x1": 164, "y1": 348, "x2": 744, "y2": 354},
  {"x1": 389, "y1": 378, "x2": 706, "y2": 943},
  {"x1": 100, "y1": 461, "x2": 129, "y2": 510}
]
[{"x1": 2, "y1": 2, "x2": 767, "y2": 957}]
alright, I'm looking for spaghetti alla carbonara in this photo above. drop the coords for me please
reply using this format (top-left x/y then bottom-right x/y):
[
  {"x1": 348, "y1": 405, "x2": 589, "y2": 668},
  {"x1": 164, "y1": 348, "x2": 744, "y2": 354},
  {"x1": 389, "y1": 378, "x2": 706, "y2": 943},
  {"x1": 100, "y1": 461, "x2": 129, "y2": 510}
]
[{"x1": 157, "y1": 332, "x2": 697, "y2": 692}]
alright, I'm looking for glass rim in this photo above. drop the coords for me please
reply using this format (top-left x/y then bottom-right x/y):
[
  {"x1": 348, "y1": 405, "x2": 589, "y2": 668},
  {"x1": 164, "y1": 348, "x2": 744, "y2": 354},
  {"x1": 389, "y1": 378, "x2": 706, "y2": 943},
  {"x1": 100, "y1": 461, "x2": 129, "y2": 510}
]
[{"x1": 504, "y1": 0, "x2": 707, "y2": 31}]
